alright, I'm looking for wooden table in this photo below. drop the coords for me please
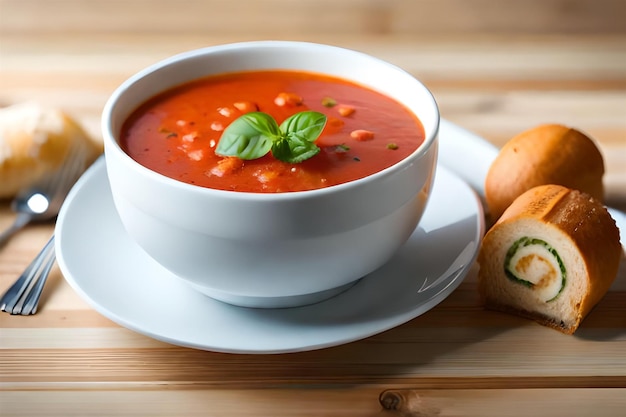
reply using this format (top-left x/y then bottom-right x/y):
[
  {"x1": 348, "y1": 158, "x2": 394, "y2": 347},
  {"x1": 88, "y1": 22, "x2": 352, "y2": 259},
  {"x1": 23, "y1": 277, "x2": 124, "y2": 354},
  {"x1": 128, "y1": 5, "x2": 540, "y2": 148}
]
[{"x1": 1, "y1": 1, "x2": 625, "y2": 415}]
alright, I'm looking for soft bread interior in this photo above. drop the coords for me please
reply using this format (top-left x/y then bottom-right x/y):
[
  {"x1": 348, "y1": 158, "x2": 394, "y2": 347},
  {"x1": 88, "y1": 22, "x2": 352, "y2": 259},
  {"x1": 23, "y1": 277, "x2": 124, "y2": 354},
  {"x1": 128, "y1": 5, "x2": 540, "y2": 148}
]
[{"x1": 480, "y1": 217, "x2": 587, "y2": 331}]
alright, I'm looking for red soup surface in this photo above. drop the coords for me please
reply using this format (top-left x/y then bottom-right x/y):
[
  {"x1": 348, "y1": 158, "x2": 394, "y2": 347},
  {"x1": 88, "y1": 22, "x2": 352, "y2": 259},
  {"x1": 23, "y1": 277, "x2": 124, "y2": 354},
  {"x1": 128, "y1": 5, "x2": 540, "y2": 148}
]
[{"x1": 121, "y1": 70, "x2": 425, "y2": 193}]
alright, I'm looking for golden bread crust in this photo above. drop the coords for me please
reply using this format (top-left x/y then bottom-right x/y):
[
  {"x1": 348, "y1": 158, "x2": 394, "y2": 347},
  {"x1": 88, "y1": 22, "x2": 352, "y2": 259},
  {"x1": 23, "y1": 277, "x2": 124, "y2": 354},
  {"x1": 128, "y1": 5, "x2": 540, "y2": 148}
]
[{"x1": 484, "y1": 124, "x2": 604, "y2": 222}]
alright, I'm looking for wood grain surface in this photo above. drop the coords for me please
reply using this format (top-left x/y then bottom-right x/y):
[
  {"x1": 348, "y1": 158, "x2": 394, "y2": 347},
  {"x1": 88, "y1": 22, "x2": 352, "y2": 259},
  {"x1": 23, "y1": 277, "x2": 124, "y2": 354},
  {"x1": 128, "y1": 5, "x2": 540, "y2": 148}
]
[{"x1": 1, "y1": 1, "x2": 625, "y2": 416}]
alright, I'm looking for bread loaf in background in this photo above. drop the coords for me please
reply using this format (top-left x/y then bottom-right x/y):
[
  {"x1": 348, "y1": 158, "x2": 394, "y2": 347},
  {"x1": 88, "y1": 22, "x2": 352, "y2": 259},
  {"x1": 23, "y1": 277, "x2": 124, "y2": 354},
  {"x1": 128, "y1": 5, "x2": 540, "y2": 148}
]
[
  {"x1": 485, "y1": 124, "x2": 605, "y2": 222},
  {"x1": 478, "y1": 184, "x2": 622, "y2": 334},
  {"x1": 0, "y1": 102, "x2": 103, "y2": 198}
]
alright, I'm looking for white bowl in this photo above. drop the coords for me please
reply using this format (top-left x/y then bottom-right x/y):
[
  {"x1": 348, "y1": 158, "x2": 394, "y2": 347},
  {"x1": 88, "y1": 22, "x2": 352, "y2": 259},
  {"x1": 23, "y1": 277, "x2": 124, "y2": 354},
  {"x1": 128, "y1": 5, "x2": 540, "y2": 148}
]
[{"x1": 102, "y1": 41, "x2": 439, "y2": 308}]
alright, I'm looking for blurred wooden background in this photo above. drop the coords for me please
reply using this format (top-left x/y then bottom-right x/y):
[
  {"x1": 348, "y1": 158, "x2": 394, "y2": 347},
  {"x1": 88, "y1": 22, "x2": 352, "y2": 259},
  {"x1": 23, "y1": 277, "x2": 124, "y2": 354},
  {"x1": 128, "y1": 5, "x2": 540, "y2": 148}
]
[
  {"x1": 3, "y1": 0, "x2": 625, "y2": 35},
  {"x1": 2, "y1": 0, "x2": 625, "y2": 208}
]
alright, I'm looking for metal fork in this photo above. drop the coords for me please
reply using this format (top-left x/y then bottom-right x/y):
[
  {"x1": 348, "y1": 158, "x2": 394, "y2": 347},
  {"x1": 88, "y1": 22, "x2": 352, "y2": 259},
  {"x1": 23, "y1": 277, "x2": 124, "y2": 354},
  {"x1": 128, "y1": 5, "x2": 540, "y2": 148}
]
[
  {"x1": 1, "y1": 235, "x2": 56, "y2": 315},
  {"x1": 0, "y1": 144, "x2": 89, "y2": 315}
]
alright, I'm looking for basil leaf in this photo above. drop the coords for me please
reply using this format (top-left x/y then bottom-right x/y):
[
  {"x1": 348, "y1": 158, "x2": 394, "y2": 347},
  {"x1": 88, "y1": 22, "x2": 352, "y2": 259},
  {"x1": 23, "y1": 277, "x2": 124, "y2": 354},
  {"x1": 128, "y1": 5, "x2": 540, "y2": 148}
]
[
  {"x1": 215, "y1": 112, "x2": 279, "y2": 160},
  {"x1": 242, "y1": 112, "x2": 282, "y2": 138},
  {"x1": 279, "y1": 111, "x2": 327, "y2": 143},
  {"x1": 272, "y1": 135, "x2": 320, "y2": 163},
  {"x1": 270, "y1": 138, "x2": 291, "y2": 162},
  {"x1": 216, "y1": 110, "x2": 326, "y2": 163}
]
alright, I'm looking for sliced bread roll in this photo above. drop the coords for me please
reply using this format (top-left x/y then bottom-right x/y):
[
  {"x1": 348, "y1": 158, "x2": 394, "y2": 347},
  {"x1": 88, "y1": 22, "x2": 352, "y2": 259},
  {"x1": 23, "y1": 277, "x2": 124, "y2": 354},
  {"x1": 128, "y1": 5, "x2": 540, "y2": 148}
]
[
  {"x1": 485, "y1": 124, "x2": 605, "y2": 221},
  {"x1": 478, "y1": 184, "x2": 622, "y2": 334}
]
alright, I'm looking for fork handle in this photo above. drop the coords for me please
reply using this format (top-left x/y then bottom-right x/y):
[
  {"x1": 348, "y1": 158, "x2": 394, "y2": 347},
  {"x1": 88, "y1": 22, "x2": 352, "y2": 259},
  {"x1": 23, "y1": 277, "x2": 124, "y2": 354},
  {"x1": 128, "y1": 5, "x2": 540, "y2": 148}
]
[
  {"x1": 0, "y1": 212, "x2": 33, "y2": 247},
  {"x1": 0, "y1": 234, "x2": 56, "y2": 315},
  {"x1": 20, "y1": 239, "x2": 56, "y2": 315}
]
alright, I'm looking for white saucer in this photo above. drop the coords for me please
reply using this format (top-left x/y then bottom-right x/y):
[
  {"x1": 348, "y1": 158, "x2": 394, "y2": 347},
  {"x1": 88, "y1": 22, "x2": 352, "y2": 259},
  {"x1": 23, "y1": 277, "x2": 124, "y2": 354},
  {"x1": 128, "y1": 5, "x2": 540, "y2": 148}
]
[{"x1": 55, "y1": 119, "x2": 487, "y2": 354}]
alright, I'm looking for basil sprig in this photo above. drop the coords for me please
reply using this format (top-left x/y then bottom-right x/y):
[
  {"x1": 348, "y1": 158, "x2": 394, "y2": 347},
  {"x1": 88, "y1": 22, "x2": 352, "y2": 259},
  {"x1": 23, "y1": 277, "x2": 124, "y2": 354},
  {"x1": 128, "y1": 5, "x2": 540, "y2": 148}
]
[{"x1": 215, "y1": 111, "x2": 327, "y2": 163}]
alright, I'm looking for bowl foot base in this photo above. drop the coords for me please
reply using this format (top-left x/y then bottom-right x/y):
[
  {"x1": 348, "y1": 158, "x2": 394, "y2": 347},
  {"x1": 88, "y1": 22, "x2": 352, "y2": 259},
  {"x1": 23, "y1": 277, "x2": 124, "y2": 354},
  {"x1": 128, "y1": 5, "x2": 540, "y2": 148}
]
[{"x1": 188, "y1": 280, "x2": 360, "y2": 309}]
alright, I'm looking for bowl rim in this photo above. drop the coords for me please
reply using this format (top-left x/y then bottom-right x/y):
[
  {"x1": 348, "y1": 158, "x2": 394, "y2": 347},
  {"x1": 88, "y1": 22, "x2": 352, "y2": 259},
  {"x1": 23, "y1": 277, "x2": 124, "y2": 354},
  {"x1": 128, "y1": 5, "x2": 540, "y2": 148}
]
[{"x1": 101, "y1": 40, "x2": 440, "y2": 201}]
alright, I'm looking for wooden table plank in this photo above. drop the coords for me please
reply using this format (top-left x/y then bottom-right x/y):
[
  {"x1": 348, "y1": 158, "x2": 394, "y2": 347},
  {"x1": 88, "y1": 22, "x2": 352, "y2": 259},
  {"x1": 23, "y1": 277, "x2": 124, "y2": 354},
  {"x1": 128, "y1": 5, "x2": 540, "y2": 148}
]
[{"x1": 2, "y1": 388, "x2": 626, "y2": 417}]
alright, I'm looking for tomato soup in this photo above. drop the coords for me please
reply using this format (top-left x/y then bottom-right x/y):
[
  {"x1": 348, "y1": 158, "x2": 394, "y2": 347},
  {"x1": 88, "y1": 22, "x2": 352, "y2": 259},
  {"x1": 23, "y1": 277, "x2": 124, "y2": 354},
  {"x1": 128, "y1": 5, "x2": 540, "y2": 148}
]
[{"x1": 121, "y1": 70, "x2": 425, "y2": 193}]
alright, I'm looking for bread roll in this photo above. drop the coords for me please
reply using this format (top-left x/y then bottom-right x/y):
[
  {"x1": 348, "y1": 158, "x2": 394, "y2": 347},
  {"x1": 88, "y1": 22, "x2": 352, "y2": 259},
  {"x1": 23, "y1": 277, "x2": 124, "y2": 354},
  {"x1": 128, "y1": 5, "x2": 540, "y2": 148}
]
[
  {"x1": 485, "y1": 124, "x2": 604, "y2": 221},
  {"x1": 478, "y1": 184, "x2": 622, "y2": 334},
  {"x1": 0, "y1": 102, "x2": 102, "y2": 198}
]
